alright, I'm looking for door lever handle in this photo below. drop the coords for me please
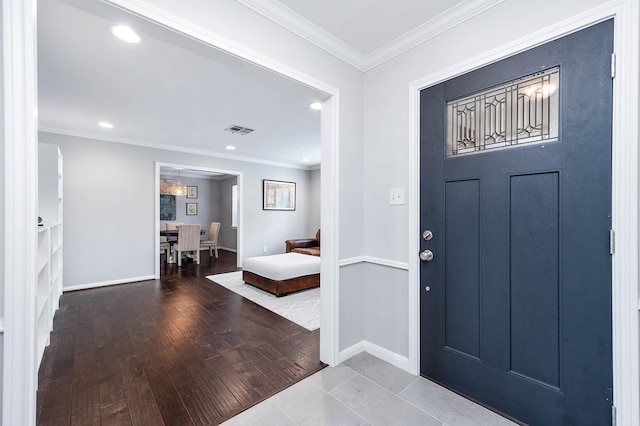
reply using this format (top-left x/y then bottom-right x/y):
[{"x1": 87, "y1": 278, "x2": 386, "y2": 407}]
[{"x1": 420, "y1": 249, "x2": 434, "y2": 262}]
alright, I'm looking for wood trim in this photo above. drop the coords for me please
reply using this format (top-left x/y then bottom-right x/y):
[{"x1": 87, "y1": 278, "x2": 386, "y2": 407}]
[
  {"x1": 62, "y1": 275, "x2": 156, "y2": 292},
  {"x1": 242, "y1": 270, "x2": 319, "y2": 297},
  {"x1": 3, "y1": 0, "x2": 38, "y2": 424},
  {"x1": 339, "y1": 340, "x2": 410, "y2": 372},
  {"x1": 319, "y1": 94, "x2": 340, "y2": 366},
  {"x1": 40, "y1": 127, "x2": 315, "y2": 170},
  {"x1": 236, "y1": 0, "x2": 504, "y2": 72},
  {"x1": 408, "y1": 1, "x2": 639, "y2": 422},
  {"x1": 610, "y1": 2, "x2": 640, "y2": 425},
  {"x1": 339, "y1": 256, "x2": 409, "y2": 270}
]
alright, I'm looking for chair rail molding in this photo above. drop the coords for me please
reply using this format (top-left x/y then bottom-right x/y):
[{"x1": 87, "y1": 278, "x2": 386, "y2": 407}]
[
  {"x1": 408, "y1": 1, "x2": 638, "y2": 423},
  {"x1": 340, "y1": 255, "x2": 409, "y2": 271}
]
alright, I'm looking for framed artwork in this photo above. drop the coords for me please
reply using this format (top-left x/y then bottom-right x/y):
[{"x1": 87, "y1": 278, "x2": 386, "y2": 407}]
[
  {"x1": 187, "y1": 186, "x2": 198, "y2": 199},
  {"x1": 160, "y1": 194, "x2": 176, "y2": 220},
  {"x1": 263, "y1": 179, "x2": 296, "y2": 211},
  {"x1": 186, "y1": 202, "x2": 198, "y2": 215}
]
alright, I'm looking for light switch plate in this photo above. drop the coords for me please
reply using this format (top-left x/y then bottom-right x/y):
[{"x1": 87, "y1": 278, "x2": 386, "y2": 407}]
[{"x1": 389, "y1": 188, "x2": 405, "y2": 205}]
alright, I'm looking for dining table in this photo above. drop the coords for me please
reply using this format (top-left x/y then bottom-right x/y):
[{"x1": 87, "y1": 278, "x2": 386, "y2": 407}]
[{"x1": 160, "y1": 229, "x2": 179, "y2": 263}]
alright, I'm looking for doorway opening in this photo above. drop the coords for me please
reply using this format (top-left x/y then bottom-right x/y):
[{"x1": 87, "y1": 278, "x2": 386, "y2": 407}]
[{"x1": 155, "y1": 163, "x2": 243, "y2": 277}]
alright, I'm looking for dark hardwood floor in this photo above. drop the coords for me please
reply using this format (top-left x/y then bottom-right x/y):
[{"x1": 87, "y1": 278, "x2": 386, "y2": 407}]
[{"x1": 37, "y1": 250, "x2": 324, "y2": 425}]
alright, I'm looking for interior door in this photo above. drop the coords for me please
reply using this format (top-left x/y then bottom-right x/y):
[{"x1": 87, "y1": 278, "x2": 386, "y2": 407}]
[{"x1": 419, "y1": 20, "x2": 613, "y2": 425}]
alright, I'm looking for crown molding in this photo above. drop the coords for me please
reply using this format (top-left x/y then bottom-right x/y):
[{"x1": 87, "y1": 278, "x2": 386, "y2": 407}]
[
  {"x1": 235, "y1": 0, "x2": 367, "y2": 70},
  {"x1": 365, "y1": 0, "x2": 504, "y2": 70},
  {"x1": 38, "y1": 126, "x2": 319, "y2": 171},
  {"x1": 235, "y1": 0, "x2": 504, "y2": 72}
]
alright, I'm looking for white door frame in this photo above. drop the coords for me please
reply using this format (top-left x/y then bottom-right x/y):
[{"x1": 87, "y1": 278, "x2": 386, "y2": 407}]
[
  {"x1": 408, "y1": 2, "x2": 639, "y2": 425},
  {"x1": 2, "y1": 0, "x2": 39, "y2": 425},
  {"x1": 104, "y1": 1, "x2": 342, "y2": 367},
  {"x1": 154, "y1": 162, "x2": 244, "y2": 277}
]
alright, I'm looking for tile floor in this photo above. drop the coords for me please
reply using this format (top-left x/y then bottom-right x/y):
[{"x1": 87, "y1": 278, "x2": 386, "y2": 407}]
[{"x1": 222, "y1": 352, "x2": 517, "y2": 425}]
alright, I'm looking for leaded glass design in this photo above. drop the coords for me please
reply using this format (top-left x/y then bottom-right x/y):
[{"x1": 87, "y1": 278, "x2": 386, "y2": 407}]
[{"x1": 446, "y1": 67, "x2": 559, "y2": 157}]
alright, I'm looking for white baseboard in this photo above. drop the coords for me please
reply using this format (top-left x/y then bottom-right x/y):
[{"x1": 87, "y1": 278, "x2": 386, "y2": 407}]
[
  {"x1": 193, "y1": 246, "x2": 237, "y2": 253},
  {"x1": 162, "y1": 247, "x2": 237, "y2": 253},
  {"x1": 216, "y1": 246, "x2": 237, "y2": 253},
  {"x1": 63, "y1": 275, "x2": 156, "y2": 292},
  {"x1": 339, "y1": 340, "x2": 412, "y2": 373}
]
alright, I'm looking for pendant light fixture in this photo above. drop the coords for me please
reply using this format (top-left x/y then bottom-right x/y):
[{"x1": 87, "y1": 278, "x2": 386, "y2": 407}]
[{"x1": 170, "y1": 169, "x2": 187, "y2": 196}]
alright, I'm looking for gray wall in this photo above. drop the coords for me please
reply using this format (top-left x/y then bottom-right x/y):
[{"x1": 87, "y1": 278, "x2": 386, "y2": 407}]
[
  {"x1": 218, "y1": 176, "x2": 238, "y2": 250},
  {"x1": 308, "y1": 168, "x2": 321, "y2": 236},
  {"x1": 40, "y1": 131, "x2": 317, "y2": 288}
]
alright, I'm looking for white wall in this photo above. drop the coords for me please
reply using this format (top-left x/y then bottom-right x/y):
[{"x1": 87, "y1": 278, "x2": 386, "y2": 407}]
[{"x1": 40, "y1": 131, "x2": 318, "y2": 288}]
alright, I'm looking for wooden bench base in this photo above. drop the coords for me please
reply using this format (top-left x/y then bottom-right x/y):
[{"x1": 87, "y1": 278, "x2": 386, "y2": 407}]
[{"x1": 242, "y1": 270, "x2": 319, "y2": 297}]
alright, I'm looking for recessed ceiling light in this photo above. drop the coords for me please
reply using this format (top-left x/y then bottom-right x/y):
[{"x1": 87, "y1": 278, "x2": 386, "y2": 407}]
[
  {"x1": 226, "y1": 145, "x2": 236, "y2": 150},
  {"x1": 309, "y1": 102, "x2": 322, "y2": 111},
  {"x1": 111, "y1": 25, "x2": 141, "y2": 43},
  {"x1": 301, "y1": 158, "x2": 310, "y2": 162},
  {"x1": 98, "y1": 121, "x2": 114, "y2": 129}
]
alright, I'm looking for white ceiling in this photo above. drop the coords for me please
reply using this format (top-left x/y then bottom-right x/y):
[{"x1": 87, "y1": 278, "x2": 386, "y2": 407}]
[
  {"x1": 274, "y1": 0, "x2": 456, "y2": 55},
  {"x1": 38, "y1": 0, "x2": 501, "y2": 169},
  {"x1": 38, "y1": 0, "x2": 327, "y2": 169},
  {"x1": 237, "y1": 0, "x2": 503, "y2": 71}
]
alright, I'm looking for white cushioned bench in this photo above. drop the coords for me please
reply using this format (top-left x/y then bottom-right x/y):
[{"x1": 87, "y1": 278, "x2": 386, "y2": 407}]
[{"x1": 242, "y1": 253, "x2": 320, "y2": 296}]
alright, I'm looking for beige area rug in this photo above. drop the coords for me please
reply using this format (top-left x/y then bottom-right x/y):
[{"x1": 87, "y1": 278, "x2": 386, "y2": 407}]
[{"x1": 206, "y1": 271, "x2": 320, "y2": 331}]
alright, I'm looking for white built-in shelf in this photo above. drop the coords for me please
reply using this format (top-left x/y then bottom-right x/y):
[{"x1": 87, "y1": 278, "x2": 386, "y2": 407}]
[{"x1": 36, "y1": 143, "x2": 63, "y2": 367}]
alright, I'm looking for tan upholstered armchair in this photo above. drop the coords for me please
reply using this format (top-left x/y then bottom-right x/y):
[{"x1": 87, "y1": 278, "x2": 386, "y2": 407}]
[{"x1": 285, "y1": 229, "x2": 320, "y2": 256}]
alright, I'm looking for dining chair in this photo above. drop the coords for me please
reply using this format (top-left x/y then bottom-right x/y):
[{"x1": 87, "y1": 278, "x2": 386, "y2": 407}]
[
  {"x1": 176, "y1": 224, "x2": 200, "y2": 266},
  {"x1": 200, "y1": 222, "x2": 221, "y2": 258},
  {"x1": 159, "y1": 240, "x2": 171, "y2": 261},
  {"x1": 165, "y1": 221, "x2": 184, "y2": 241}
]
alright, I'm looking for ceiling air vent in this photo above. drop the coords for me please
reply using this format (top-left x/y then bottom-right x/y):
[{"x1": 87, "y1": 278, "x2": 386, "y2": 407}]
[{"x1": 225, "y1": 125, "x2": 254, "y2": 135}]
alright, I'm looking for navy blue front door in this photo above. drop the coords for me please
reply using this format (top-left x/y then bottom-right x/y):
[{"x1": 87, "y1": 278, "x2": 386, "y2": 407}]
[{"x1": 420, "y1": 21, "x2": 613, "y2": 425}]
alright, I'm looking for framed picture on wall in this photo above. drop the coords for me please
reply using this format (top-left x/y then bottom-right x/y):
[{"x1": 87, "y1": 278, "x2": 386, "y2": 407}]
[
  {"x1": 187, "y1": 186, "x2": 198, "y2": 199},
  {"x1": 263, "y1": 179, "x2": 296, "y2": 210},
  {"x1": 186, "y1": 202, "x2": 198, "y2": 215},
  {"x1": 160, "y1": 194, "x2": 176, "y2": 220}
]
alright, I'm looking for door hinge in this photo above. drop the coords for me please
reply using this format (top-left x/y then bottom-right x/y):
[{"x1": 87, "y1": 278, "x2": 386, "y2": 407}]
[
  {"x1": 612, "y1": 404, "x2": 616, "y2": 426},
  {"x1": 610, "y1": 229, "x2": 615, "y2": 255},
  {"x1": 611, "y1": 53, "x2": 616, "y2": 79}
]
